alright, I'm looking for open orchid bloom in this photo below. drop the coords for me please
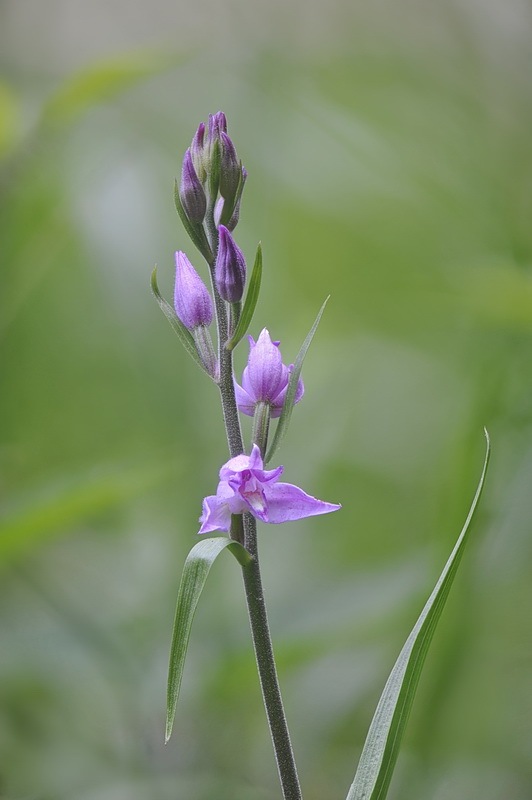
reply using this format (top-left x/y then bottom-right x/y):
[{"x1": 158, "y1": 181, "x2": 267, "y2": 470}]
[
  {"x1": 199, "y1": 444, "x2": 340, "y2": 534},
  {"x1": 234, "y1": 329, "x2": 304, "y2": 418}
]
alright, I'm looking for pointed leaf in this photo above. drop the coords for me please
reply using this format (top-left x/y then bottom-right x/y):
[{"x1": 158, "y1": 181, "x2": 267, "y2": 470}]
[
  {"x1": 346, "y1": 430, "x2": 491, "y2": 800},
  {"x1": 166, "y1": 536, "x2": 251, "y2": 743},
  {"x1": 265, "y1": 296, "x2": 329, "y2": 463},
  {"x1": 173, "y1": 180, "x2": 213, "y2": 262},
  {"x1": 226, "y1": 242, "x2": 262, "y2": 351},
  {"x1": 151, "y1": 266, "x2": 211, "y2": 376}
]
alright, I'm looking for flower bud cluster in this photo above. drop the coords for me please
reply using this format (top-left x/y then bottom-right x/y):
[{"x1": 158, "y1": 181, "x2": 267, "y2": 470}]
[
  {"x1": 172, "y1": 112, "x2": 251, "y2": 381},
  {"x1": 158, "y1": 111, "x2": 340, "y2": 548},
  {"x1": 179, "y1": 112, "x2": 247, "y2": 232}
]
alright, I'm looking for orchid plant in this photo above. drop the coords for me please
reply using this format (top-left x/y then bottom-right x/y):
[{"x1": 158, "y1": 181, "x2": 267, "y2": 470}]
[{"x1": 152, "y1": 112, "x2": 490, "y2": 800}]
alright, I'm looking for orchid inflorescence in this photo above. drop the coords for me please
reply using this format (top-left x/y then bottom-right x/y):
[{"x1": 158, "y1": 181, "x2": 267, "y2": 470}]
[
  {"x1": 157, "y1": 111, "x2": 340, "y2": 537},
  {"x1": 153, "y1": 110, "x2": 340, "y2": 799},
  {"x1": 152, "y1": 112, "x2": 488, "y2": 800}
]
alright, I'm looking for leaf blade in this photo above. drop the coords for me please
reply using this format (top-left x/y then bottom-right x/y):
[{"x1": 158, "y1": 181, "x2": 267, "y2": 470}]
[
  {"x1": 166, "y1": 536, "x2": 251, "y2": 743},
  {"x1": 265, "y1": 296, "x2": 329, "y2": 464},
  {"x1": 226, "y1": 242, "x2": 262, "y2": 351},
  {"x1": 346, "y1": 430, "x2": 491, "y2": 800}
]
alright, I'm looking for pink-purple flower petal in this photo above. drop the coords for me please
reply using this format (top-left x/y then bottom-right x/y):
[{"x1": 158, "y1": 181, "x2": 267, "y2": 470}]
[
  {"x1": 198, "y1": 444, "x2": 340, "y2": 534},
  {"x1": 262, "y1": 482, "x2": 341, "y2": 523}
]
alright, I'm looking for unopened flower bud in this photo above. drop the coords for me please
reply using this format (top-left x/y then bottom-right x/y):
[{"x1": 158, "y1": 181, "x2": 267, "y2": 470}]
[
  {"x1": 190, "y1": 122, "x2": 206, "y2": 181},
  {"x1": 215, "y1": 225, "x2": 246, "y2": 303},
  {"x1": 219, "y1": 132, "x2": 241, "y2": 202},
  {"x1": 215, "y1": 166, "x2": 247, "y2": 231},
  {"x1": 174, "y1": 251, "x2": 213, "y2": 330},
  {"x1": 179, "y1": 149, "x2": 207, "y2": 224},
  {"x1": 207, "y1": 112, "x2": 227, "y2": 150},
  {"x1": 234, "y1": 329, "x2": 304, "y2": 417}
]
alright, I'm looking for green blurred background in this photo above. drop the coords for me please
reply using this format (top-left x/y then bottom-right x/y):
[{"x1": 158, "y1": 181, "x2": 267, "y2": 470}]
[{"x1": 1, "y1": 1, "x2": 532, "y2": 798}]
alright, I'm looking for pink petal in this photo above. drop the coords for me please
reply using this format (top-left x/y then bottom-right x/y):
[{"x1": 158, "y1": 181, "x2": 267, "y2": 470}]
[
  {"x1": 198, "y1": 491, "x2": 232, "y2": 534},
  {"x1": 262, "y1": 482, "x2": 341, "y2": 524},
  {"x1": 234, "y1": 379, "x2": 256, "y2": 417},
  {"x1": 247, "y1": 444, "x2": 264, "y2": 470}
]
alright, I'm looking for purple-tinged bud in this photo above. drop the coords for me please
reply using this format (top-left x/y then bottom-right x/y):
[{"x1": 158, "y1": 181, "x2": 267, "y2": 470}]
[
  {"x1": 207, "y1": 111, "x2": 227, "y2": 145},
  {"x1": 234, "y1": 329, "x2": 304, "y2": 417},
  {"x1": 190, "y1": 122, "x2": 206, "y2": 181},
  {"x1": 174, "y1": 251, "x2": 213, "y2": 329},
  {"x1": 226, "y1": 166, "x2": 247, "y2": 230},
  {"x1": 219, "y1": 131, "x2": 241, "y2": 202},
  {"x1": 215, "y1": 166, "x2": 247, "y2": 230},
  {"x1": 215, "y1": 225, "x2": 246, "y2": 303},
  {"x1": 179, "y1": 149, "x2": 207, "y2": 223}
]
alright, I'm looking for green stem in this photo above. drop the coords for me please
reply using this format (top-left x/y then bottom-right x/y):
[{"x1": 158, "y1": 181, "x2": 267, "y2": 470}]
[
  {"x1": 203, "y1": 201, "x2": 303, "y2": 799},
  {"x1": 252, "y1": 401, "x2": 271, "y2": 456},
  {"x1": 242, "y1": 515, "x2": 303, "y2": 800}
]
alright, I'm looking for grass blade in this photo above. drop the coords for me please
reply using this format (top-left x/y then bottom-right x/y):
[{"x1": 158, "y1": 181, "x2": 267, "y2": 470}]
[
  {"x1": 346, "y1": 430, "x2": 490, "y2": 800},
  {"x1": 166, "y1": 536, "x2": 251, "y2": 743}
]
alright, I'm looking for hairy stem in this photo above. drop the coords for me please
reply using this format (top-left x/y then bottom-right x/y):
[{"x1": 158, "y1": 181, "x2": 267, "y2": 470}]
[
  {"x1": 242, "y1": 515, "x2": 303, "y2": 800},
  {"x1": 206, "y1": 203, "x2": 302, "y2": 799}
]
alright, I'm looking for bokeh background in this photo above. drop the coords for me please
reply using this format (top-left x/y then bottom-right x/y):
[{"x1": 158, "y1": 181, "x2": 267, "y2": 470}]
[{"x1": 1, "y1": 1, "x2": 532, "y2": 798}]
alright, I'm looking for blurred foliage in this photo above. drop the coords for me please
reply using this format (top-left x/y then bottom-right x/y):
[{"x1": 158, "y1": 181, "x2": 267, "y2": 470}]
[{"x1": 1, "y1": 2, "x2": 532, "y2": 799}]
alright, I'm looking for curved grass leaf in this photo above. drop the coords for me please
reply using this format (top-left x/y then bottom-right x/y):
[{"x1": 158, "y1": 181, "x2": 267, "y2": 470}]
[
  {"x1": 166, "y1": 536, "x2": 252, "y2": 743},
  {"x1": 346, "y1": 430, "x2": 491, "y2": 800},
  {"x1": 151, "y1": 266, "x2": 211, "y2": 376},
  {"x1": 41, "y1": 50, "x2": 179, "y2": 127},
  {"x1": 226, "y1": 242, "x2": 262, "y2": 351},
  {"x1": 265, "y1": 296, "x2": 329, "y2": 464}
]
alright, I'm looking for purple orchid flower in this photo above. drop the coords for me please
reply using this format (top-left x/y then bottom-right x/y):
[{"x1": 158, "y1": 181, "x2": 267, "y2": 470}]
[
  {"x1": 234, "y1": 329, "x2": 304, "y2": 418},
  {"x1": 198, "y1": 444, "x2": 340, "y2": 534}
]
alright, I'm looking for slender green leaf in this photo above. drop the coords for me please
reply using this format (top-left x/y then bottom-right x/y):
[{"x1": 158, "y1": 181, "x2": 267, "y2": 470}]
[
  {"x1": 166, "y1": 536, "x2": 251, "y2": 743},
  {"x1": 226, "y1": 242, "x2": 262, "y2": 351},
  {"x1": 41, "y1": 50, "x2": 179, "y2": 127},
  {"x1": 173, "y1": 180, "x2": 213, "y2": 262},
  {"x1": 346, "y1": 430, "x2": 491, "y2": 800},
  {"x1": 151, "y1": 266, "x2": 210, "y2": 376},
  {"x1": 265, "y1": 296, "x2": 329, "y2": 464}
]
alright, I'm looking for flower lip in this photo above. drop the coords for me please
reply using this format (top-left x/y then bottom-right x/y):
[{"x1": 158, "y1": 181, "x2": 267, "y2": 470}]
[{"x1": 198, "y1": 444, "x2": 340, "y2": 534}]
